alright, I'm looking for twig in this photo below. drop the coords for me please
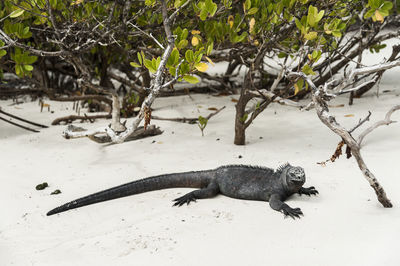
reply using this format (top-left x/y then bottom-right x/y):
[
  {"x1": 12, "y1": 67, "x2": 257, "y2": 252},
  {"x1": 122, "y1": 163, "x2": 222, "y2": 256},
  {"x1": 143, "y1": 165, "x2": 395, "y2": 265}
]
[
  {"x1": 52, "y1": 114, "x2": 111, "y2": 125},
  {"x1": 152, "y1": 106, "x2": 226, "y2": 124},
  {"x1": 249, "y1": 90, "x2": 305, "y2": 108},
  {"x1": 0, "y1": 116, "x2": 40, "y2": 133},
  {"x1": 0, "y1": 108, "x2": 48, "y2": 128},
  {"x1": 358, "y1": 105, "x2": 400, "y2": 146},
  {"x1": 349, "y1": 111, "x2": 371, "y2": 133},
  {"x1": 127, "y1": 22, "x2": 165, "y2": 49}
]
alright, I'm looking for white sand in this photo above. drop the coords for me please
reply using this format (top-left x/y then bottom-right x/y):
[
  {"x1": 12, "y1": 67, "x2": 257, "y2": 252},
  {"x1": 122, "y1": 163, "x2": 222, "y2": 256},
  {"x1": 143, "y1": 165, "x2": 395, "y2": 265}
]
[{"x1": 1, "y1": 48, "x2": 400, "y2": 265}]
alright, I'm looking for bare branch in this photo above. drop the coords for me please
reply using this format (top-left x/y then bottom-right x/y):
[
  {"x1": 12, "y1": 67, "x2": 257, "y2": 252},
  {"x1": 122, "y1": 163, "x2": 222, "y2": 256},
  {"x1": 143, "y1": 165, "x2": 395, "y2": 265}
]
[
  {"x1": 152, "y1": 106, "x2": 226, "y2": 124},
  {"x1": 358, "y1": 105, "x2": 400, "y2": 146},
  {"x1": 349, "y1": 111, "x2": 371, "y2": 133},
  {"x1": 288, "y1": 70, "x2": 394, "y2": 208},
  {"x1": 0, "y1": 116, "x2": 40, "y2": 133},
  {"x1": 127, "y1": 22, "x2": 165, "y2": 49},
  {"x1": 169, "y1": 0, "x2": 193, "y2": 21},
  {"x1": 0, "y1": 108, "x2": 48, "y2": 128}
]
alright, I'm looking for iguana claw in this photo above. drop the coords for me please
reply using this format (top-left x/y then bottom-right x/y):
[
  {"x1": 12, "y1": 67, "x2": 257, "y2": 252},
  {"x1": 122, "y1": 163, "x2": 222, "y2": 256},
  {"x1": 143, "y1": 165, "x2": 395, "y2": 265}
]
[
  {"x1": 282, "y1": 206, "x2": 303, "y2": 219},
  {"x1": 298, "y1": 186, "x2": 319, "y2": 196},
  {"x1": 173, "y1": 193, "x2": 197, "y2": 207}
]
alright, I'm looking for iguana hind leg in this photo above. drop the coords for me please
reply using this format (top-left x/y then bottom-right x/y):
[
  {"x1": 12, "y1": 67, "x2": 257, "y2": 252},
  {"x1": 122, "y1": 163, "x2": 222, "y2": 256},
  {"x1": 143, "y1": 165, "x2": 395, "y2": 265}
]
[{"x1": 173, "y1": 181, "x2": 219, "y2": 207}]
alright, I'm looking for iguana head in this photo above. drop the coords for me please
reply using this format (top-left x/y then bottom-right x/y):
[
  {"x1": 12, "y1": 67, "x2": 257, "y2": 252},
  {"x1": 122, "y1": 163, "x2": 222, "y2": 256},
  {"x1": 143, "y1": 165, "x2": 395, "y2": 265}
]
[{"x1": 279, "y1": 164, "x2": 306, "y2": 192}]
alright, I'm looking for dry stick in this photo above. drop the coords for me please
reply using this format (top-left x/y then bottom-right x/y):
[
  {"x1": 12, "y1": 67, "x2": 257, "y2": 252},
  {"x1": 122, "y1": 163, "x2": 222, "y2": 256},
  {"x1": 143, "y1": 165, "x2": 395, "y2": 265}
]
[
  {"x1": 0, "y1": 116, "x2": 40, "y2": 133},
  {"x1": 288, "y1": 69, "x2": 396, "y2": 208},
  {"x1": 358, "y1": 105, "x2": 400, "y2": 146},
  {"x1": 52, "y1": 114, "x2": 112, "y2": 125},
  {"x1": 152, "y1": 106, "x2": 226, "y2": 124},
  {"x1": 349, "y1": 111, "x2": 371, "y2": 133},
  {"x1": 0, "y1": 109, "x2": 48, "y2": 128}
]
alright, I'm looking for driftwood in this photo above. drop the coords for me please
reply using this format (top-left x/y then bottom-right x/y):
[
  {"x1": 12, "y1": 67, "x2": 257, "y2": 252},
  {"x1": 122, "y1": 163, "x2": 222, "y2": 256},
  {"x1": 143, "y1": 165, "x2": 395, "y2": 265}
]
[
  {"x1": 52, "y1": 114, "x2": 112, "y2": 125},
  {"x1": 65, "y1": 124, "x2": 163, "y2": 143}
]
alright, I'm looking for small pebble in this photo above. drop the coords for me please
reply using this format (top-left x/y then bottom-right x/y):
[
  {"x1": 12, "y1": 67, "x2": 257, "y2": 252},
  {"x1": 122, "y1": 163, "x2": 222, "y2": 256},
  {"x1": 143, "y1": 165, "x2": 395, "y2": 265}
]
[
  {"x1": 36, "y1": 182, "x2": 48, "y2": 190},
  {"x1": 50, "y1": 189, "x2": 61, "y2": 195}
]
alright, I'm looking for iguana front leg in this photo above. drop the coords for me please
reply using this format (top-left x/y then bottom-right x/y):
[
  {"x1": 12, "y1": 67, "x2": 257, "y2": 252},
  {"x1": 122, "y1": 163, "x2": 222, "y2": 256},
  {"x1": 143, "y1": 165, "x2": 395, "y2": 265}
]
[
  {"x1": 173, "y1": 181, "x2": 219, "y2": 206},
  {"x1": 298, "y1": 186, "x2": 319, "y2": 196},
  {"x1": 269, "y1": 194, "x2": 303, "y2": 219}
]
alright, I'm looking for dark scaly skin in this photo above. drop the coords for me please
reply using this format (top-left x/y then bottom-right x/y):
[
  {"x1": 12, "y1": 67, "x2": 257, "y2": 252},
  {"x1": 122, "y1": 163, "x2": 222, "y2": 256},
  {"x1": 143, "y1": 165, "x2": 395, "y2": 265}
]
[{"x1": 47, "y1": 163, "x2": 318, "y2": 219}]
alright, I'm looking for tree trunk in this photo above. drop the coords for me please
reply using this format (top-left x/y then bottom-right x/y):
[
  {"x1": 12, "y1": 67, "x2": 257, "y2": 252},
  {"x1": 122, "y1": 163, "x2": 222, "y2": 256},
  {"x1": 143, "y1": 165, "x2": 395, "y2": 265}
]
[
  {"x1": 234, "y1": 71, "x2": 252, "y2": 145},
  {"x1": 234, "y1": 104, "x2": 246, "y2": 145}
]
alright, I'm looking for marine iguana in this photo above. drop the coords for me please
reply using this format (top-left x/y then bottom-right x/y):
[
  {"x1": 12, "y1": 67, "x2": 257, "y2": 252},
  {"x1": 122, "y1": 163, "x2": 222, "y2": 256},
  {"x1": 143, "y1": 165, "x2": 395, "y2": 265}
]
[{"x1": 47, "y1": 163, "x2": 318, "y2": 219}]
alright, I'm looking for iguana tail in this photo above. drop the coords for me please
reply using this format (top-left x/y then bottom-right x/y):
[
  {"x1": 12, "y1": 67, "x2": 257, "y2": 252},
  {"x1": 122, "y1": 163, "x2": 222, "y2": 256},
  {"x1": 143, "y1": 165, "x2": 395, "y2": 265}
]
[{"x1": 47, "y1": 171, "x2": 212, "y2": 216}]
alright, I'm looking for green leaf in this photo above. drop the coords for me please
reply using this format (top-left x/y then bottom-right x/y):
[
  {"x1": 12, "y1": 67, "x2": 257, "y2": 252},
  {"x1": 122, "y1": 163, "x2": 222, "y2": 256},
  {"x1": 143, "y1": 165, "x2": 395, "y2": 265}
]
[
  {"x1": 206, "y1": 41, "x2": 213, "y2": 55},
  {"x1": 294, "y1": 79, "x2": 304, "y2": 95},
  {"x1": 168, "y1": 48, "x2": 180, "y2": 66},
  {"x1": 185, "y1": 50, "x2": 194, "y2": 62},
  {"x1": 169, "y1": 66, "x2": 176, "y2": 76},
  {"x1": 50, "y1": 0, "x2": 57, "y2": 8},
  {"x1": 244, "y1": 0, "x2": 251, "y2": 11},
  {"x1": 0, "y1": 50, "x2": 7, "y2": 58},
  {"x1": 302, "y1": 64, "x2": 316, "y2": 75},
  {"x1": 304, "y1": 31, "x2": 318, "y2": 40},
  {"x1": 181, "y1": 28, "x2": 189, "y2": 40},
  {"x1": 315, "y1": 10, "x2": 324, "y2": 24},
  {"x1": 137, "y1": 52, "x2": 142, "y2": 65},
  {"x1": 183, "y1": 75, "x2": 199, "y2": 84},
  {"x1": 312, "y1": 50, "x2": 321, "y2": 61},
  {"x1": 177, "y1": 39, "x2": 188, "y2": 50},
  {"x1": 25, "y1": 55, "x2": 38, "y2": 65},
  {"x1": 24, "y1": 65, "x2": 33, "y2": 71},
  {"x1": 144, "y1": 58, "x2": 156, "y2": 73},
  {"x1": 15, "y1": 64, "x2": 22, "y2": 76},
  {"x1": 180, "y1": 62, "x2": 190, "y2": 74},
  {"x1": 194, "y1": 51, "x2": 203, "y2": 63},
  {"x1": 200, "y1": 8, "x2": 208, "y2": 21},
  {"x1": 295, "y1": 18, "x2": 303, "y2": 31},
  {"x1": 368, "y1": 0, "x2": 380, "y2": 9},
  {"x1": 247, "y1": 7, "x2": 258, "y2": 15},
  {"x1": 278, "y1": 52, "x2": 287, "y2": 58},
  {"x1": 10, "y1": 9, "x2": 25, "y2": 18},
  {"x1": 130, "y1": 62, "x2": 141, "y2": 68},
  {"x1": 145, "y1": 0, "x2": 156, "y2": 6},
  {"x1": 232, "y1": 32, "x2": 248, "y2": 43},
  {"x1": 332, "y1": 31, "x2": 342, "y2": 38},
  {"x1": 381, "y1": 1, "x2": 393, "y2": 11},
  {"x1": 174, "y1": 0, "x2": 185, "y2": 8},
  {"x1": 364, "y1": 9, "x2": 375, "y2": 19},
  {"x1": 198, "y1": 115, "x2": 208, "y2": 126}
]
